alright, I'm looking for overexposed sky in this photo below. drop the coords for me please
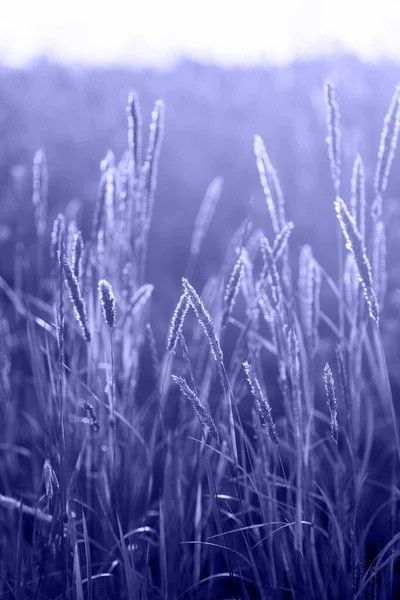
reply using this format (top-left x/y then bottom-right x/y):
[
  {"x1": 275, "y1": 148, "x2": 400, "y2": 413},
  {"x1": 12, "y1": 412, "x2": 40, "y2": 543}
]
[{"x1": 1, "y1": 0, "x2": 400, "y2": 66}]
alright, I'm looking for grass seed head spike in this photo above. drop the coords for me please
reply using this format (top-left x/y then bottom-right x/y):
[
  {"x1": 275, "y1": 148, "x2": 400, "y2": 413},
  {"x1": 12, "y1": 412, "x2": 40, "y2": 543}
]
[
  {"x1": 334, "y1": 196, "x2": 379, "y2": 323},
  {"x1": 98, "y1": 279, "x2": 117, "y2": 328},
  {"x1": 299, "y1": 245, "x2": 313, "y2": 334},
  {"x1": 126, "y1": 90, "x2": 142, "y2": 172},
  {"x1": 351, "y1": 153, "x2": 366, "y2": 237},
  {"x1": 272, "y1": 221, "x2": 294, "y2": 261},
  {"x1": 312, "y1": 261, "x2": 321, "y2": 352},
  {"x1": 298, "y1": 245, "x2": 320, "y2": 355},
  {"x1": 91, "y1": 171, "x2": 108, "y2": 243},
  {"x1": 343, "y1": 253, "x2": 359, "y2": 311},
  {"x1": 100, "y1": 149, "x2": 115, "y2": 172},
  {"x1": 125, "y1": 284, "x2": 154, "y2": 321},
  {"x1": 372, "y1": 220, "x2": 387, "y2": 310},
  {"x1": 96, "y1": 229, "x2": 105, "y2": 267},
  {"x1": 181, "y1": 277, "x2": 224, "y2": 369},
  {"x1": 141, "y1": 99, "x2": 165, "y2": 230},
  {"x1": 240, "y1": 249, "x2": 259, "y2": 321},
  {"x1": 287, "y1": 328, "x2": 301, "y2": 381},
  {"x1": 63, "y1": 260, "x2": 91, "y2": 342},
  {"x1": 104, "y1": 167, "x2": 116, "y2": 230},
  {"x1": 51, "y1": 213, "x2": 65, "y2": 264},
  {"x1": 72, "y1": 231, "x2": 84, "y2": 280},
  {"x1": 221, "y1": 254, "x2": 245, "y2": 328},
  {"x1": 144, "y1": 100, "x2": 165, "y2": 183},
  {"x1": 323, "y1": 362, "x2": 339, "y2": 445},
  {"x1": 260, "y1": 234, "x2": 283, "y2": 309},
  {"x1": 324, "y1": 81, "x2": 341, "y2": 194},
  {"x1": 373, "y1": 84, "x2": 400, "y2": 217},
  {"x1": 190, "y1": 177, "x2": 223, "y2": 256},
  {"x1": 253, "y1": 134, "x2": 283, "y2": 233},
  {"x1": 243, "y1": 360, "x2": 278, "y2": 445},
  {"x1": 254, "y1": 134, "x2": 286, "y2": 228},
  {"x1": 32, "y1": 149, "x2": 48, "y2": 238},
  {"x1": 166, "y1": 291, "x2": 190, "y2": 353},
  {"x1": 335, "y1": 345, "x2": 351, "y2": 425},
  {"x1": 66, "y1": 220, "x2": 77, "y2": 261},
  {"x1": 172, "y1": 374, "x2": 221, "y2": 445},
  {"x1": 256, "y1": 282, "x2": 274, "y2": 323}
]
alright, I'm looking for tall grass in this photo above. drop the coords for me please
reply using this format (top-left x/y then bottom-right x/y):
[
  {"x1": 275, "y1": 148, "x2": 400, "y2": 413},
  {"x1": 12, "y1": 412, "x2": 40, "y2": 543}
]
[{"x1": 0, "y1": 82, "x2": 399, "y2": 600}]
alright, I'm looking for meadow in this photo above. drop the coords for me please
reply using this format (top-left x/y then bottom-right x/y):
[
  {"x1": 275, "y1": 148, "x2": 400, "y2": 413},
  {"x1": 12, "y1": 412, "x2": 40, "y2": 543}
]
[{"x1": 0, "y1": 60, "x2": 400, "y2": 598}]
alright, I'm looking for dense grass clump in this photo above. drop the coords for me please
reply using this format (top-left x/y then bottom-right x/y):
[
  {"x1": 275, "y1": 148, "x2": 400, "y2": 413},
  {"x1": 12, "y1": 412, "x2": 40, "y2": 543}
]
[{"x1": 1, "y1": 81, "x2": 400, "y2": 600}]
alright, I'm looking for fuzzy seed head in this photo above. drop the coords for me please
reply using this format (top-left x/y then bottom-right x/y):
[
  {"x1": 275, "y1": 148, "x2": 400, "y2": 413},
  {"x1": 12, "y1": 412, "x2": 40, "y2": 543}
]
[
  {"x1": 172, "y1": 374, "x2": 221, "y2": 445},
  {"x1": 323, "y1": 362, "x2": 338, "y2": 445},
  {"x1": 126, "y1": 90, "x2": 142, "y2": 171},
  {"x1": 272, "y1": 221, "x2": 294, "y2": 261},
  {"x1": 243, "y1": 360, "x2": 278, "y2": 444},
  {"x1": 254, "y1": 134, "x2": 285, "y2": 232},
  {"x1": 32, "y1": 149, "x2": 48, "y2": 238},
  {"x1": 190, "y1": 177, "x2": 223, "y2": 256},
  {"x1": 51, "y1": 213, "x2": 65, "y2": 263},
  {"x1": 63, "y1": 261, "x2": 91, "y2": 343},
  {"x1": 350, "y1": 153, "x2": 366, "y2": 238},
  {"x1": 373, "y1": 84, "x2": 400, "y2": 217},
  {"x1": 167, "y1": 291, "x2": 190, "y2": 353},
  {"x1": 222, "y1": 255, "x2": 245, "y2": 328},
  {"x1": 98, "y1": 279, "x2": 117, "y2": 328},
  {"x1": 335, "y1": 197, "x2": 379, "y2": 322},
  {"x1": 182, "y1": 278, "x2": 224, "y2": 369},
  {"x1": 72, "y1": 231, "x2": 84, "y2": 280},
  {"x1": 324, "y1": 80, "x2": 341, "y2": 193}
]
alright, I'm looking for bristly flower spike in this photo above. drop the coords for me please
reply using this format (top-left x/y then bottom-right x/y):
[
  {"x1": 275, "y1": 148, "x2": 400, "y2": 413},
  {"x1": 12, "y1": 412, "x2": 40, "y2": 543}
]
[
  {"x1": 324, "y1": 81, "x2": 341, "y2": 194},
  {"x1": 243, "y1": 360, "x2": 278, "y2": 445},
  {"x1": 63, "y1": 261, "x2": 91, "y2": 343},
  {"x1": 98, "y1": 279, "x2": 117, "y2": 328},
  {"x1": 373, "y1": 84, "x2": 400, "y2": 218},
  {"x1": 126, "y1": 90, "x2": 142, "y2": 174},
  {"x1": 72, "y1": 231, "x2": 84, "y2": 280},
  {"x1": 32, "y1": 149, "x2": 48, "y2": 238},
  {"x1": 181, "y1": 277, "x2": 224, "y2": 369},
  {"x1": 334, "y1": 197, "x2": 379, "y2": 323},
  {"x1": 323, "y1": 362, "x2": 338, "y2": 445},
  {"x1": 221, "y1": 254, "x2": 245, "y2": 328},
  {"x1": 167, "y1": 291, "x2": 190, "y2": 353},
  {"x1": 172, "y1": 374, "x2": 221, "y2": 445},
  {"x1": 51, "y1": 213, "x2": 65, "y2": 264}
]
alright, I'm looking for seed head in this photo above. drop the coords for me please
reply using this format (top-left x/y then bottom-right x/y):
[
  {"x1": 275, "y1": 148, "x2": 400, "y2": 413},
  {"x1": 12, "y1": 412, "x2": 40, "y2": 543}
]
[
  {"x1": 63, "y1": 261, "x2": 91, "y2": 343},
  {"x1": 335, "y1": 196, "x2": 379, "y2": 322},
  {"x1": 373, "y1": 84, "x2": 400, "y2": 217},
  {"x1": 167, "y1": 291, "x2": 190, "y2": 353},
  {"x1": 182, "y1": 277, "x2": 224, "y2": 369},
  {"x1": 222, "y1": 254, "x2": 245, "y2": 328},
  {"x1": 243, "y1": 360, "x2": 278, "y2": 444},
  {"x1": 324, "y1": 80, "x2": 341, "y2": 193},
  {"x1": 51, "y1": 213, "x2": 65, "y2": 263},
  {"x1": 190, "y1": 177, "x2": 223, "y2": 256},
  {"x1": 172, "y1": 374, "x2": 221, "y2": 445},
  {"x1": 32, "y1": 149, "x2": 48, "y2": 238},
  {"x1": 323, "y1": 362, "x2": 338, "y2": 445},
  {"x1": 98, "y1": 279, "x2": 117, "y2": 328}
]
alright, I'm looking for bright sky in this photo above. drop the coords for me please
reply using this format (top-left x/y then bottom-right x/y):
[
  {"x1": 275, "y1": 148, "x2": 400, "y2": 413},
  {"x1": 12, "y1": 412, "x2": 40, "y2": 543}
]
[{"x1": 1, "y1": 0, "x2": 400, "y2": 66}]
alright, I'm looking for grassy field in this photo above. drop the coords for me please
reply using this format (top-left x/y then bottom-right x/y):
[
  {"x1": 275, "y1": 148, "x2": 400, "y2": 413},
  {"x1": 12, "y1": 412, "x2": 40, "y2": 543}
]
[{"x1": 0, "y1": 78, "x2": 399, "y2": 599}]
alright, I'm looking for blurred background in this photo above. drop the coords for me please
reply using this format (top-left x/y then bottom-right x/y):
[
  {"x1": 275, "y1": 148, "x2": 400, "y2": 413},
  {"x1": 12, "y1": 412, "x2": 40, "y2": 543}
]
[{"x1": 1, "y1": 0, "x2": 400, "y2": 341}]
